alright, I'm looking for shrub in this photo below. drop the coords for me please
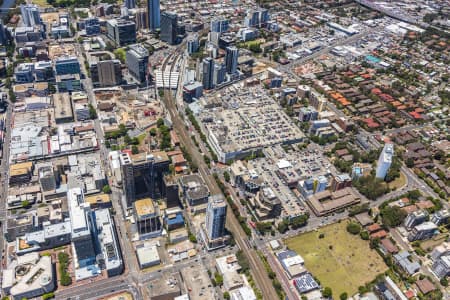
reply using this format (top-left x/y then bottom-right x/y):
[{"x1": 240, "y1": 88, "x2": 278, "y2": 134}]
[
  {"x1": 102, "y1": 185, "x2": 111, "y2": 194},
  {"x1": 323, "y1": 287, "x2": 332, "y2": 298},
  {"x1": 60, "y1": 273, "x2": 72, "y2": 286},
  {"x1": 381, "y1": 206, "x2": 407, "y2": 227},
  {"x1": 43, "y1": 292, "x2": 55, "y2": 300},
  {"x1": 360, "y1": 231, "x2": 369, "y2": 240},
  {"x1": 346, "y1": 222, "x2": 361, "y2": 235},
  {"x1": 214, "y1": 272, "x2": 223, "y2": 286}
]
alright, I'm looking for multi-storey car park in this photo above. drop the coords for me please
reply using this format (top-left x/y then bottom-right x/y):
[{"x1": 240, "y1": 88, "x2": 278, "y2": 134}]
[{"x1": 195, "y1": 84, "x2": 305, "y2": 163}]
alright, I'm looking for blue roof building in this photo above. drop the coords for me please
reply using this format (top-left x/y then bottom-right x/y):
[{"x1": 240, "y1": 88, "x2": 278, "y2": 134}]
[
  {"x1": 165, "y1": 212, "x2": 184, "y2": 230},
  {"x1": 293, "y1": 273, "x2": 319, "y2": 294}
]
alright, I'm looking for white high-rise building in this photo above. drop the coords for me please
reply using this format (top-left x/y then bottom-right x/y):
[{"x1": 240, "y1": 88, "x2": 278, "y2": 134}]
[
  {"x1": 376, "y1": 143, "x2": 394, "y2": 179},
  {"x1": 67, "y1": 188, "x2": 99, "y2": 280}
]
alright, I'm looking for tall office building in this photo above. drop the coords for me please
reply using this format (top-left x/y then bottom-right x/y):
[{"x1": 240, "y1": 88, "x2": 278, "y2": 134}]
[
  {"x1": 202, "y1": 57, "x2": 214, "y2": 90},
  {"x1": 376, "y1": 143, "x2": 394, "y2": 179},
  {"x1": 213, "y1": 63, "x2": 226, "y2": 87},
  {"x1": 163, "y1": 176, "x2": 180, "y2": 208},
  {"x1": 20, "y1": 4, "x2": 41, "y2": 27},
  {"x1": 126, "y1": 44, "x2": 149, "y2": 83},
  {"x1": 120, "y1": 6, "x2": 129, "y2": 17},
  {"x1": 147, "y1": 0, "x2": 160, "y2": 32},
  {"x1": 210, "y1": 18, "x2": 229, "y2": 33},
  {"x1": 55, "y1": 56, "x2": 80, "y2": 75},
  {"x1": 205, "y1": 195, "x2": 227, "y2": 240},
  {"x1": 244, "y1": 10, "x2": 258, "y2": 28},
  {"x1": 259, "y1": 9, "x2": 270, "y2": 26},
  {"x1": 244, "y1": 8, "x2": 269, "y2": 28},
  {"x1": 0, "y1": 20, "x2": 8, "y2": 46},
  {"x1": 187, "y1": 34, "x2": 199, "y2": 55},
  {"x1": 90, "y1": 60, "x2": 122, "y2": 87},
  {"x1": 119, "y1": 152, "x2": 170, "y2": 207},
  {"x1": 124, "y1": 0, "x2": 136, "y2": 9},
  {"x1": 84, "y1": 18, "x2": 101, "y2": 36},
  {"x1": 106, "y1": 19, "x2": 136, "y2": 46},
  {"x1": 135, "y1": 8, "x2": 148, "y2": 30},
  {"x1": 225, "y1": 46, "x2": 239, "y2": 74},
  {"x1": 160, "y1": 11, "x2": 178, "y2": 45},
  {"x1": 209, "y1": 31, "x2": 221, "y2": 48}
]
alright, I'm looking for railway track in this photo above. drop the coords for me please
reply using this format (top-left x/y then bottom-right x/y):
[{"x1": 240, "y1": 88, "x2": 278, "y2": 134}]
[{"x1": 159, "y1": 47, "x2": 280, "y2": 300}]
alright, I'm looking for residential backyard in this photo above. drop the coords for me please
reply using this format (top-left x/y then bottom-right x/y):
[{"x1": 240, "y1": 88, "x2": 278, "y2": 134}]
[{"x1": 285, "y1": 221, "x2": 388, "y2": 296}]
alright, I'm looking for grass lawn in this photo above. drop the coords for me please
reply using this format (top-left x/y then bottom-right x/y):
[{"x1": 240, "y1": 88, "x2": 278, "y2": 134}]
[
  {"x1": 420, "y1": 234, "x2": 447, "y2": 252},
  {"x1": 137, "y1": 133, "x2": 147, "y2": 145},
  {"x1": 32, "y1": 0, "x2": 51, "y2": 7},
  {"x1": 388, "y1": 171, "x2": 407, "y2": 190},
  {"x1": 285, "y1": 221, "x2": 388, "y2": 296}
]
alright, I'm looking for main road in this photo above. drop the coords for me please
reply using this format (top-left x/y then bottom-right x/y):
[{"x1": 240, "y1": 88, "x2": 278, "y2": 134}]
[
  {"x1": 74, "y1": 42, "x2": 142, "y2": 283},
  {"x1": 54, "y1": 41, "x2": 144, "y2": 300},
  {"x1": 0, "y1": 104, "x2": 12, "y2": 295}
]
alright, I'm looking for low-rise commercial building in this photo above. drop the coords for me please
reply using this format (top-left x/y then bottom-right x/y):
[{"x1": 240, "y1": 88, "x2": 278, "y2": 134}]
[
  {"x1": 277, "y1": 250, "x2": 307, "y2": 279},
  {"x1": 216, "y1": 254, "x2": 244, "y2": 291},
  {"x1": 18, "y1": 220, "x2": 71, "y2": 255},
  {"x1": 199, "y1": 85, "x2": 304, "y2": 163},
  {"x1": 53, "y1": 92, "x2": 74, "y2": 123},
  {"x1": 2, "y1": 253, "x2": 55, "y2": 300},
  {"x1": 136, "y1": 244, "x2": 160, "y2": 269},
  {"x1": 306, "y1": 187, "x2": 360, "y2": 216},
  {"x1": 248, "y1": 187, "x2": 281, "y2": 221}
]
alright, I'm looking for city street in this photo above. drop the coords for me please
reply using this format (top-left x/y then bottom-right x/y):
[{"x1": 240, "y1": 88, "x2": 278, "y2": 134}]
[
  {"x1": 0, "y1": 104, "x2": 12, "y2": 293},
  {"x1": 74, "y1": 41, "x2": 143, "y2": 299}
]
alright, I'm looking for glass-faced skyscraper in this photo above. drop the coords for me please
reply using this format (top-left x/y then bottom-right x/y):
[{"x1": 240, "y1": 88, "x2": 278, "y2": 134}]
[
  {"x1": 225, "y1": 46, "x2": 239, "y2": 74},
  {"x1": 205, "y1": 195, "x2": 227, "y2": 240},
  {"x1": 147, "y1": 0, "x2": 160, "y2": 32},
  {"x1": 20, "y1": 4, "x2": 41, "y2": 27},
  {"x1": 126, "y1": 44, "x2": 150, "y2": 84},
  {"x1": 202, "y1": 57, "x2": 214, "y2": 90},
  {"x1": 160, "y1": 11, "x2": 178, "y2": 45}
]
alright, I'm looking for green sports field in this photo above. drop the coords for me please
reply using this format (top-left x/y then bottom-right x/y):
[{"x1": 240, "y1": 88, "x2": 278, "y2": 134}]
[{"x1": 285, "y1": 221, "x2": 387, "y2": 296}]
